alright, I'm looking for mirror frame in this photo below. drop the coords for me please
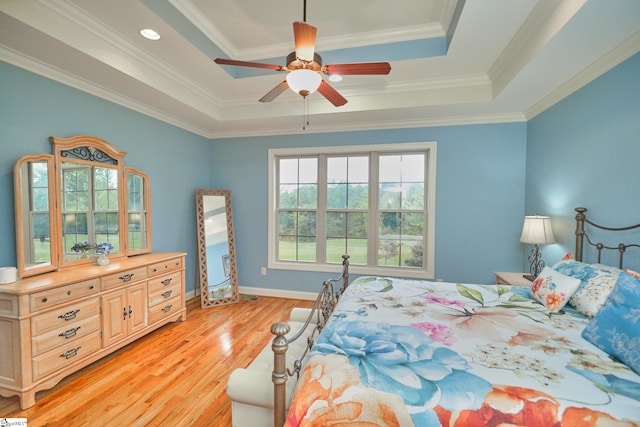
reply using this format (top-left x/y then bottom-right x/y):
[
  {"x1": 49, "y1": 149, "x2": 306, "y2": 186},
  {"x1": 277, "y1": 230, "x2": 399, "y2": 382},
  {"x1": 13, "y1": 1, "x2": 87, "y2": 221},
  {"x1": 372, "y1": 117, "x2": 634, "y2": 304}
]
[
  {"x1": 196, "y1": 189, "x2": 239, "y2": 308},
  {"x1": 13, "y1": 154, "x2": 58, "y2": 277},
  {"x1": 125, "y1": 167, "x2": 152, "y2": 256},
  {"x1": 13, "y1": 135, "x2": 152, "y2": 278},
  {"x1": 52, "y1": 135, "x2": 128, "y2": 267}
]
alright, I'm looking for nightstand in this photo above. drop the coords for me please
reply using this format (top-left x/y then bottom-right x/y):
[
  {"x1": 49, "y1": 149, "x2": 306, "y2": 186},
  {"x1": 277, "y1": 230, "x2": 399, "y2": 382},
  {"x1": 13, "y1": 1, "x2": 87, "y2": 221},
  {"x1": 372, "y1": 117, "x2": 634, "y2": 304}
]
[{"x1": 494, "y1": 271, "x2": 533, "y2": 287}]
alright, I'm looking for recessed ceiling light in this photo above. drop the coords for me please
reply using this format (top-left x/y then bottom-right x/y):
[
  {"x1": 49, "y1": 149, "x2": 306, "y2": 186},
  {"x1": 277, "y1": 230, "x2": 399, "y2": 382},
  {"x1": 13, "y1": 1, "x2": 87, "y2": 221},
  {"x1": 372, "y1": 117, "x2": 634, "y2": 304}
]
[
  {"x1": 329, "y1": 74, "x2": 343, "y2": 83},
  {"x1": 140, "y1": 29, "x2": 160, "y2": 40}
]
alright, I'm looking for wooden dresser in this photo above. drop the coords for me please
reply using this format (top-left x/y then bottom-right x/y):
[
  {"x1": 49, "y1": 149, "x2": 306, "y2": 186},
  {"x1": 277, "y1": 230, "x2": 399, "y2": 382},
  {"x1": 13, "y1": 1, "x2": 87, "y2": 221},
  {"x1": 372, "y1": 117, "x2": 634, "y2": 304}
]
[{"x1": 0, "y1": 252, "x2": 186, "y2": 409}]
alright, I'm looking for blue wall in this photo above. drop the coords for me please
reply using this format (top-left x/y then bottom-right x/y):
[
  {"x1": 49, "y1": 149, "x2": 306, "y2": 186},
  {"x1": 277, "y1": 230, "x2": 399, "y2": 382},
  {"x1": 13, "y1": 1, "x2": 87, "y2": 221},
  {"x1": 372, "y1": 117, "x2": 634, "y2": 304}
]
[
  {"x1": 0, "y1": 61, "x2": 211, "y2": 293},
  {"x1": 526, "y1": 52, "x2": 640, "y2": 271},
  {"x1": 210, "y1": 124, "x2": 528, "y2": 292}
]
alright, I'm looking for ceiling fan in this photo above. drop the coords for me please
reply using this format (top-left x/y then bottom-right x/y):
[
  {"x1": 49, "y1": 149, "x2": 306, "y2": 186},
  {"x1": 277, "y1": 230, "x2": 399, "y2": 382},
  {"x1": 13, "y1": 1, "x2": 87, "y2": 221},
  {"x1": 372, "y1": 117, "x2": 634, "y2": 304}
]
[{"x1": 214, "y1": 1, "x2": 391, "y2": 107}]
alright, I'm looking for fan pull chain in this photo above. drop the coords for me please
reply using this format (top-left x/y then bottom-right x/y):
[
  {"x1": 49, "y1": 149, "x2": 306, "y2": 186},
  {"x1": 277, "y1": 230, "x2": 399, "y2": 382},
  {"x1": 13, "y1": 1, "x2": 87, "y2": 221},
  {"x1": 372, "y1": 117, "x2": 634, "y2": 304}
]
[{"x1": 302, "y1": 96, "x2": 310, "y2": 131}]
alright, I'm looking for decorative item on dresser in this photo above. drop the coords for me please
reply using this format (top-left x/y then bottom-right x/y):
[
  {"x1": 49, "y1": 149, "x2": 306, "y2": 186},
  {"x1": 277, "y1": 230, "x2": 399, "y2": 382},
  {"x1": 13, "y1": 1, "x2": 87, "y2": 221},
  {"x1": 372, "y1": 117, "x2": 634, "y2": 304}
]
[{"x1": 3, "y1": 135, "x2": 187, "y2": 409}]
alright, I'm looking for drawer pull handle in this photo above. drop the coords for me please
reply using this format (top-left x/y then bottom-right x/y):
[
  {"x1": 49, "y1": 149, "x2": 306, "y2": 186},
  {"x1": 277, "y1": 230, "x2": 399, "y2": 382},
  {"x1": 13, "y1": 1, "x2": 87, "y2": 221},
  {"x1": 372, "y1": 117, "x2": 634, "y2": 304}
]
[
  {"x1": 59, "y1": 327, "x2": 81, "y2": 339},
  {"x1": 123, "y1": 307, "x2": 128, "y2": 320},
  {"x1": 162, "y1": 305, "x2": 173, "y2": 313},
  {"x1": 119, "y1": 273, "x2": 134, "y2": 282},
  {"x1": 89, "y1": 285, "x2": 95, "y2": 290},
  {"x1": 58, "y1": 310, "x2": 80, "y2": 321},
  {"x1": 42, "y1": 297, "x2": 48, "y2": 303},
  {"x1": 161, "y1": 278, "x2": 172, "y2": 286},
  {"x1": 60, "y1": 347, "x2": 81, "y2": 359},
  {"x1": 129, "y1": 306, "x2": 133, "y2": 319},
  {"x1": 162, "y1": 290, "x2": 172, "y2": 298}
]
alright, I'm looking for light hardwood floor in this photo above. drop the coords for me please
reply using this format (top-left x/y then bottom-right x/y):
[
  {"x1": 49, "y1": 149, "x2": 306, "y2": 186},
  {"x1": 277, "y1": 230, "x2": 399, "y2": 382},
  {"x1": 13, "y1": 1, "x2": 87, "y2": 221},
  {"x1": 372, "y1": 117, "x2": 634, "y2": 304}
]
[{"x1": 0, "y1": 295, "x2": 314, "y2": 426}]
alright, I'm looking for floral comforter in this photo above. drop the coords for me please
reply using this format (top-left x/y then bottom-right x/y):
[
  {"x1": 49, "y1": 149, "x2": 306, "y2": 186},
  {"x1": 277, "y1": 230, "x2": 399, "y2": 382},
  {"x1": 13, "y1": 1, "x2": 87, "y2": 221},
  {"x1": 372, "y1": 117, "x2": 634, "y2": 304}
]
[{"x1": 285, "y1": 277, "x2": 640, "y2": 426}]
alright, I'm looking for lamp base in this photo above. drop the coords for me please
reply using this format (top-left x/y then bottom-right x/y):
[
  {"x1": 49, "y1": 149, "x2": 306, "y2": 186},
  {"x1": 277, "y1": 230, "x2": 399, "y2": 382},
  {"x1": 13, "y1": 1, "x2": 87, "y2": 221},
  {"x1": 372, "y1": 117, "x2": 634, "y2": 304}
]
[{"x1": 522, "y1": 274, "x2": 536, "y2": 282}]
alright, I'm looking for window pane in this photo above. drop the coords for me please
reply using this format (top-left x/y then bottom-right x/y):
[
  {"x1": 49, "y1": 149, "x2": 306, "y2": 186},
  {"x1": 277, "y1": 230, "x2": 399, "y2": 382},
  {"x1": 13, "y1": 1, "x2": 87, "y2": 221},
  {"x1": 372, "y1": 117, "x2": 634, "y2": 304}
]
[
  {"x1": 278, "y1": 236, "x2": 296, "y2": 261},
  {"x1": 279, "y1": 184, "x2": 298, "y2": 209},
  {"x1": 298, "y1": 184, "x2": 317, "y2": 208},
  {"x1": 279, "y1": 211, "x2": 296, "y2": 236},
  {"x1": 299, "y1": 158, "x2": 317, "y2": 184},
  {"x1": 379, "y1": 184, "x2": 402, "y2": 210},
  {"x1": 402, "y1": 212, "x2": 424, "y2": 237},
  {"x1": 279, "y1": 158, "x2": 299, "y2": 183},
  {"x1": 401, "y1": 154, "x2": 424, "y2": 182},
  {"x1": 348, "y1": 184, "x2": 368, "y2": 209},
  {"x1": 327, "y1": 212, "x2": 346, "y2": 238},
  {"x1": 403, "y1": 241, "x2": 423, "y2": 268},
  {"x1": 403, "y1": 183, "x2": 424, "y2": 209},
  {"x1": 379, "y1": 212, "x2": 400, "y2": 236},
  {"x1": 348, "y1": 156, "x2": 368, "y2": 183},
  {"x1": 327, "y1": 183, "x2": 347, "y2": 209},
  {"x1": 298, "y1": 236, "x2": 316, "y2": 262},
  {"x1": 327, "y1": 157, "x2": 347, "y2": 183},
  {"x1": 379, "y1": 155, "x2": 401, "y2": 182},
  {"x1": 347, "y1": 212, "x2": 367, "y2": 238},
  {"x1": 378, "y1": 240, "x2": 400, "y2": 266},
  {"x1": 298, "y1": 211, "x2": 316, "y2": 237}
]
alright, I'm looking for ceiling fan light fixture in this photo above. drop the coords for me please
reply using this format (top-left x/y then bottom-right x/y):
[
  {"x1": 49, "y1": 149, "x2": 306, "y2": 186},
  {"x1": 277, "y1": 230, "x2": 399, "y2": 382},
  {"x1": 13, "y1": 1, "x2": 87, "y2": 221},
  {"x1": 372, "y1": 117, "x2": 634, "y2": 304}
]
[
  {"x1": 329, "y1": 74, "x2": 343, "y2": 82},
  {"x1": 286, "y1": 69, "x2": 322, "y2": 97}
]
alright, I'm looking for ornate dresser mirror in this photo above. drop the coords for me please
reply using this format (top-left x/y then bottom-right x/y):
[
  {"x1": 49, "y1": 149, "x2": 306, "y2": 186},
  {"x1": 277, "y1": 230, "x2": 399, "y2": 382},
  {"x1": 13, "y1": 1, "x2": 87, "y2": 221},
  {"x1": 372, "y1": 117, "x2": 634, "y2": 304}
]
[
  {"x1": 196, "y1": 189, "x2": 239, "y2": 307},
  {"x1": 13, "y1": 135, "x2": 152, "y2": 278}
]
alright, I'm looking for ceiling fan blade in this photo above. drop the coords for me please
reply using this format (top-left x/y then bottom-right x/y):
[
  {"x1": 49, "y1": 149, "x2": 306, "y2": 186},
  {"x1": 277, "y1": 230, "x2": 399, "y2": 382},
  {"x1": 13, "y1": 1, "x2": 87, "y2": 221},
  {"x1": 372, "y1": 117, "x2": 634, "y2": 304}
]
[
  {"x1": 317, "y1": 80, "x2": 347, "y2": 107},
  {"x1": 259, "y1": 81, "x2": 289, "y2": 103},
  {"x1": 324, "y1": 62, "x2": 391, "y2": 76},
  {"x1": 293, "y1": 21, "x2": 317, "y2": 62},
  {"x1": 214, "y1": 58, "x2": 284, "y2": 72}
]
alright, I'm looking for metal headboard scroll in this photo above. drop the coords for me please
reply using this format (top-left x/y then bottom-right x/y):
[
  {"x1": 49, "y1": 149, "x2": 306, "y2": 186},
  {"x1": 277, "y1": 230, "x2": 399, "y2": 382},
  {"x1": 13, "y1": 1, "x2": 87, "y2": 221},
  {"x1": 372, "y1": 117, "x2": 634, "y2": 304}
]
[{"x1": 575, "y1": 207, "x2": 640, "y2": 268}]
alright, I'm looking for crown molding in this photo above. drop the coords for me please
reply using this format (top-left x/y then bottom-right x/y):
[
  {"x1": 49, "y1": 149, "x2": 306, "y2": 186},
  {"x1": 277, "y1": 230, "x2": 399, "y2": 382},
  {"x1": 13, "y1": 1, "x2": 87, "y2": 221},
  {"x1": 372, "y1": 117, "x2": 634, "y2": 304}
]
[
  {"x1": 526, "y1": 30, "x2": 640, "y2": 119},
  {"x1": 488, "y1": 0, "x2": 587, "y2": 98},
  {"x1": 0, "y1": 46, "x2": 212, "y2": 138}
]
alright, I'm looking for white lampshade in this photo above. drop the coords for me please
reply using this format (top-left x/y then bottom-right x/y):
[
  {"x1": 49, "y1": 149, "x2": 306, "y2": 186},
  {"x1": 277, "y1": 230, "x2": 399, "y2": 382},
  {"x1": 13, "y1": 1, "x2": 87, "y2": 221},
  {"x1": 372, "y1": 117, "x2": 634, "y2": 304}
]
[
  {"x1": 520, "y1": 215, "x2": 555, "y2": 245},
  {"x1": 286, "y1": 69, "x2": 322, "y2": 97}
]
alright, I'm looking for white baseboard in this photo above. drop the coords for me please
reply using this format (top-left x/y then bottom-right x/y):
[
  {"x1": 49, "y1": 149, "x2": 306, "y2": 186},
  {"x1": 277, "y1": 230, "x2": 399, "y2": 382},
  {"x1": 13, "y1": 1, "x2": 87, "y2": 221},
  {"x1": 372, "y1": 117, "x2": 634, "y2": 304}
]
[
  {"x1": 239, "y1": 286, "x2": 317, "y2": 301},
  {"x1": 185, "y1": 286, "x2": 317, "y2": 301}
]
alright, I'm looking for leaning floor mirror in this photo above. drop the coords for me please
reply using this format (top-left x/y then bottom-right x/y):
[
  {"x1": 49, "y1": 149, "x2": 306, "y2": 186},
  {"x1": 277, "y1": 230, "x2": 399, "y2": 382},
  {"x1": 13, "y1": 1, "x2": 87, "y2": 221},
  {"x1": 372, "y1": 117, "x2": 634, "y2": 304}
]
[{"x1": 196, "y1": 189, "x2": 240, "y2": 308}]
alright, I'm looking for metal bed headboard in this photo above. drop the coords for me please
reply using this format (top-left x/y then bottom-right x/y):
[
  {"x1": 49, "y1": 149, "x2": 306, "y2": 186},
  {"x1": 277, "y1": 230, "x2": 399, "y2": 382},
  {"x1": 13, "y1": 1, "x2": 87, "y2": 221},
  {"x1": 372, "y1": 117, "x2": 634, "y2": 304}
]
[{"x1": 575, "y1": 207, "x2": 640, "y2": 268}]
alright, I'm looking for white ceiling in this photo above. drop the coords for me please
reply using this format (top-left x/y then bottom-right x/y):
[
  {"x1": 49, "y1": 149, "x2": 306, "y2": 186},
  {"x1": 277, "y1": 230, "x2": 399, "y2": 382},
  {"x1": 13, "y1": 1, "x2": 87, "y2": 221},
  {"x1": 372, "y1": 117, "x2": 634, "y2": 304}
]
[{"x1": 1, "y1": 0, "x2": 639, "y2": 139}]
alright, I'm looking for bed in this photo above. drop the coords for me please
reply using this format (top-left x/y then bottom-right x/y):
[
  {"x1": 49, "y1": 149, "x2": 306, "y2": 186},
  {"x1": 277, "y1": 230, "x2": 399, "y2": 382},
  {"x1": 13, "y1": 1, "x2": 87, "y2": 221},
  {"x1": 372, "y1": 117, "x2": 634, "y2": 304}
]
[{"x1": 271, "y1": 207, "x2": 640, "y2": 426}]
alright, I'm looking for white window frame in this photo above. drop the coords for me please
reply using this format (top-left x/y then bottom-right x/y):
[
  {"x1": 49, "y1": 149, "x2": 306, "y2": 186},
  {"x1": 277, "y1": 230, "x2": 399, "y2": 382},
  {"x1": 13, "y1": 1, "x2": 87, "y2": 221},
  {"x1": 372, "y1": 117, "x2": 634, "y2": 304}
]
[{"x1": 268, "y1": 142, "x2": 437, "y2": 279}]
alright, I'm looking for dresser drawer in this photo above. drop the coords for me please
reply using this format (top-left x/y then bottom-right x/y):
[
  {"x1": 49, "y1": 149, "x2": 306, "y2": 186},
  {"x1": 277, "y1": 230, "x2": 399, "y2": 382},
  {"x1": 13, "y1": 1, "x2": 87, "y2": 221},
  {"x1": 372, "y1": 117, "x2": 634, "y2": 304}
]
[
  {"x1": 32, "y1": 330, "x2": 102, "y2": 381},
  {"x1": 30, "y1": 279, "x2": 99, "y2": 312},
  {"x1": 31, "y1": 297, "x2": 100, "y2": 336},
  {"x1": 102, "y1": 267, "x2": 148, "y2": 291},
  {"x1": 148, "y1": 280, "x2": 182, "y2": 307},
  {"x1": 147, "y1": 271, "x2": 182, "y2": 294},
  {"x1": 32, "y1": 314, "x2": 100, "y2": 357},
  {"x1": 148, "y1": 295, "x2": 181, "y2": 324},
  {"x1": 148, "y1": 257, "x2": 182, "y2": 277}
]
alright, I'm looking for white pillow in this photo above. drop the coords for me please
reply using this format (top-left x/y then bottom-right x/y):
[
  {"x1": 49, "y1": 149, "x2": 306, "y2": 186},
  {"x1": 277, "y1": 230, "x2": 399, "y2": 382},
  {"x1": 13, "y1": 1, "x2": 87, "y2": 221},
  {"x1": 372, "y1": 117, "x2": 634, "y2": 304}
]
[{"x1": 530, "y1": 266, "x2": 581, "y2": 313}]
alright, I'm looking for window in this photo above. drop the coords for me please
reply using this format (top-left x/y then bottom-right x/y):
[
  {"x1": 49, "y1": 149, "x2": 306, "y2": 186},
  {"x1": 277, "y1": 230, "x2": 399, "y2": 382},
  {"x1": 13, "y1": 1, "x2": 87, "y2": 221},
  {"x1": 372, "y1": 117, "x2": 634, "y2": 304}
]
[{"x1": 268, "y1": 142, "x2": 436, "y2": 279}]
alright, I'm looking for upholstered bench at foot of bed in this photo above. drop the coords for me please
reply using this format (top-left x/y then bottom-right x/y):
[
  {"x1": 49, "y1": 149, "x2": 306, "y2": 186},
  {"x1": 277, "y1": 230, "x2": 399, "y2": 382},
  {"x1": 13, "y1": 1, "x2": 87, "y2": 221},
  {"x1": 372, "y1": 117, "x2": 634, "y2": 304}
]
[{"x1": 226, "y1": 307, "x2": 315, "y2": 427}]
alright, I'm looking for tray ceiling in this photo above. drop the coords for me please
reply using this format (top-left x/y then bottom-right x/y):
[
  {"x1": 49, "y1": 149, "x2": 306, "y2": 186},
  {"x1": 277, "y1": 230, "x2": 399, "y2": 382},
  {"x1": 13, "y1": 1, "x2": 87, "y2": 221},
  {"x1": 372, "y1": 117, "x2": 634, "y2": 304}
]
[{"x1": 1, "y1": 0, "x2": 639, "y2": 139}]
